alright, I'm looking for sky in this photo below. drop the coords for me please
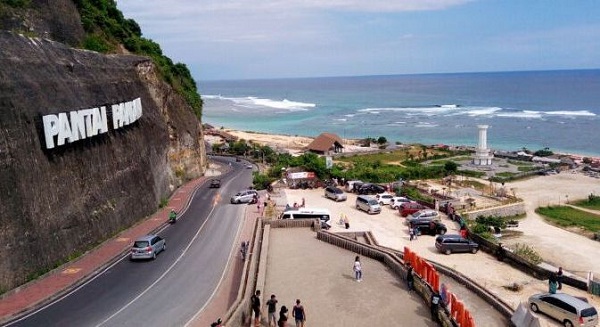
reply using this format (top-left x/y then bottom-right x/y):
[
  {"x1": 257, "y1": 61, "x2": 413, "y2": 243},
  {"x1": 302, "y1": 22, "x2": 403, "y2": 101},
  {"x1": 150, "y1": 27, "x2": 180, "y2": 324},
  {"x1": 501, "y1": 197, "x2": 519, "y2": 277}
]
[{"x1": 116, "y1": 0, "x2": 600, "y2": 81}]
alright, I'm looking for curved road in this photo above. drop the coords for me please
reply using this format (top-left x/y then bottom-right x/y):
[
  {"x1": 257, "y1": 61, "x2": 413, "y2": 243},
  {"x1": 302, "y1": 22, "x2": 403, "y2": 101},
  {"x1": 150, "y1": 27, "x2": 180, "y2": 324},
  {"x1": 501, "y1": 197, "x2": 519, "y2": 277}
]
[{"x1": 8, "y1": 156, "x2": 251, "y2": 327}]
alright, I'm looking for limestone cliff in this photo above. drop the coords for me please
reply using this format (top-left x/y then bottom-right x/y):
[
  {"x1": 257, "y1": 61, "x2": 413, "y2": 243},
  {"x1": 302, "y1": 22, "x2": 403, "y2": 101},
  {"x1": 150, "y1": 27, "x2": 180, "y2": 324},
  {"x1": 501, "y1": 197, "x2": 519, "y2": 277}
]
[{"x1": 0, "y1": 30, "x2": 206, "y2": 292}]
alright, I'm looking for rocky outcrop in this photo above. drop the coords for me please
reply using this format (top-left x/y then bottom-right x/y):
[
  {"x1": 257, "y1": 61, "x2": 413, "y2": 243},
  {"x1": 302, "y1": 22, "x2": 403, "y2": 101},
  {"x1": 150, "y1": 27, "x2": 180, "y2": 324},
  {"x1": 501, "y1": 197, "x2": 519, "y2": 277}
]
[
  {"x1": 0, "y1": 31, "x2": 205, "y2": 292},
  {"x1": 0, "y1": 0, "x2": 85, "y2": 46}
]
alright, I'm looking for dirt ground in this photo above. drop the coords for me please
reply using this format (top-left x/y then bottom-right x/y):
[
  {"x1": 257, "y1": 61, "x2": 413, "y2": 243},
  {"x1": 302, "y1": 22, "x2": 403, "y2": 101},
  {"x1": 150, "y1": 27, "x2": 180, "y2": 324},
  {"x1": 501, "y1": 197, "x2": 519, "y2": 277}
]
[{"x1": 282, "y1": 171, "x2": 600, "y2": 325}]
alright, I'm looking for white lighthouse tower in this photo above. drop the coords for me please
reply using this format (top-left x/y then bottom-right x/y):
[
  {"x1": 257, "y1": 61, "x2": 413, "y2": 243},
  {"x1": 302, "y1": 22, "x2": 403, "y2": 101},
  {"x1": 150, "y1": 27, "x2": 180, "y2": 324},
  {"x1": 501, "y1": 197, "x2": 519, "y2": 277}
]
[{"x1": 472, "y1": 125, "x2": 493, "y2": 165}]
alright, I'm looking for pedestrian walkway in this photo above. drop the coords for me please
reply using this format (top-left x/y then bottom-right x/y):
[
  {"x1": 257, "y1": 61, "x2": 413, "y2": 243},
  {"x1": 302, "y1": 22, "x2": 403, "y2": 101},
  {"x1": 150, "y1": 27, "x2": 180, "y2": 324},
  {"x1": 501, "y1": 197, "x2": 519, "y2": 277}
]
[
  {"x1": 0, "y1": 169, "x2": 219, "y2": 325},
  {"x1": 262, "y1": 228, "x2": 432, "y2": 326}
]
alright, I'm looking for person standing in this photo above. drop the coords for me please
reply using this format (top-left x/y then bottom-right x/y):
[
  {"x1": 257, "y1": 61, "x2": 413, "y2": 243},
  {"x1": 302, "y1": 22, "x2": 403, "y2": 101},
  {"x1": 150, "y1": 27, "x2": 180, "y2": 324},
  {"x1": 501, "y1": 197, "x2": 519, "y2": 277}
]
[
  {"x1": 557, "y1": 267, "x2": 564, "y2": 290},
  {"x1": 409, "y1": 226, "x2": 414, "y2": 241},
  {"x1": 251, "y1": 290, "x2": 261, "y2": 327},
  {"x1": 549, "y1": 273, "x2": 558, "y2": 294},
  {"x1": 406, "y1": 263, "x2": 414, "y2": 291},
  {"x1": 353, "y1": 256, "x2": 362, "y2": 282},
  {"x1": 430, "y1": 292, "x2": 441, "y2": 322},
  {"x1": 292, "y1": 299, "x2": 306, "y2": 327},
  {"x1": 278, "y1": 305, "x2": 288, "y2": 327},
  {"x1": 266, "y1": 294, "x2": 278, "y2": 327}
]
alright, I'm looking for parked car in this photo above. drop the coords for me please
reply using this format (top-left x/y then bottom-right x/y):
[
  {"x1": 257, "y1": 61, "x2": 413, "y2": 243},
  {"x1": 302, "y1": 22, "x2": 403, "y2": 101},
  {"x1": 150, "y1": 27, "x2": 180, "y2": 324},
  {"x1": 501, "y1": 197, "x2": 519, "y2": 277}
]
[
  {"x1": 357, "y1": 183, "x2": 386, "y2": 195},
  {"x1": 410, "y1": 220, "x2": 447, "y2": 236},
  {"x1": 529, "y1": 292, "x2": 598, "y2": 327},
  {"x1": 130, "y1": 234, "x2": 166, "y2": 260},
  {"x1": 352, "y1": 181, "x2": 365, "y2": 193},
  {"x1": 355, "y1": 195, "x2": 382, "y2": 214},
  {"x1": 209, "y1": 179, "x2": 221, "y2": 188},
  {"x1": 408, "y1": 209, "x2": 440, "y2": 222},
  {"x1": 390, "y1": 196, "x2": 413, "y2": 210},
  {"x1": 435, "y1": 234, "x2": 479, "y2": 254},
  {"x1": 324, "y1": 186, "x2": 347, "y2": 202},
  {"x1": 344, "y1": 180, "x2": 363, "y2": 192},
  {"x1": 230, "y1": 189, "x2": 258, "y2": 204},
  {"x1": 375, "y1": 193, "x2": 394, "y2": 205},
  {"x1": 399, "y1": 202, "x2": 427, "y2": 217}
]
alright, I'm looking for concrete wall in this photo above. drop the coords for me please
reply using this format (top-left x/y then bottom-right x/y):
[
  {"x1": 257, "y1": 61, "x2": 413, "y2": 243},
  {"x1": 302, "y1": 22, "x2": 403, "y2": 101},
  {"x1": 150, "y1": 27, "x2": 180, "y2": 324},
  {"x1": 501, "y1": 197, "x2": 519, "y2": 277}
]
[{"x1": 462, "y1": 202, "x2": 526, "y2": 220}]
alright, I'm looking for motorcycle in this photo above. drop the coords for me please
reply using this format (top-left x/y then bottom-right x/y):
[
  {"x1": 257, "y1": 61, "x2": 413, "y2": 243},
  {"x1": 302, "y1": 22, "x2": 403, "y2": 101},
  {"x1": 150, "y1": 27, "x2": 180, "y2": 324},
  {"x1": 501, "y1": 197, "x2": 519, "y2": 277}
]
[
  {"x1": 210, "y1": 318, "x2": 224, "y2": 327},
  {"x1": 168, "y1": 210, "x2": 177, "y2": 224}
]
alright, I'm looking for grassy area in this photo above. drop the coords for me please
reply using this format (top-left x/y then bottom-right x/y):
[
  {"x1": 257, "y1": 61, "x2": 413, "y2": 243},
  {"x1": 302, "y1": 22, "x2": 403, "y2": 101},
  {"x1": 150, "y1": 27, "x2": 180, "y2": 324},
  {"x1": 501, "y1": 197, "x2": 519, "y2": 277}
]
[
  {"x1": 536, "y1": 205, "x2": 600, "y2": 232},
  {"x1": 336, "y1": 151, "x2": 411, "y2": 164},
  {"x1": 495, "y1": 171, "x2": 517, "y2": 178},
  {"x1": 574, "y1": 195, "x2": 600, "y2": 210}
]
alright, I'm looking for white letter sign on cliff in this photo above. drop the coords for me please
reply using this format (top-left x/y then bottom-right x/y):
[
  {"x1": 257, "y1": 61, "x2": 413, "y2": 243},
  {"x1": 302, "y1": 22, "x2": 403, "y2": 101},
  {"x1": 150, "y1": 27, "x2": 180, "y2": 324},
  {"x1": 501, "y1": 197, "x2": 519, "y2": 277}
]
[{"x1": 42, "y1": 98, "x2": 142, "y2": 149}]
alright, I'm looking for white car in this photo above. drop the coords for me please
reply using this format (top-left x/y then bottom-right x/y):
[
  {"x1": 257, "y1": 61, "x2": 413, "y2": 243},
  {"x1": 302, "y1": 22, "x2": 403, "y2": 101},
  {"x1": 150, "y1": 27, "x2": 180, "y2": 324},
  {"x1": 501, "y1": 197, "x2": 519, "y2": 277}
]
[
  {"x1": 390, "y1": 196, "x2": 413, "y2": 209},
  {"x1": 375, "y1": 193, "x2": 394, "y2": 205}
]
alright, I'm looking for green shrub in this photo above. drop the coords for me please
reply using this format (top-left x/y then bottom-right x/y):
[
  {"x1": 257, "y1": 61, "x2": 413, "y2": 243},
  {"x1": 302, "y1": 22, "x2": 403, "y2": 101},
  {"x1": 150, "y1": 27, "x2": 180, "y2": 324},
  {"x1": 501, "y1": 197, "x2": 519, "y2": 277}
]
[
  {"x1": 159, "y1": 197, "x2": 169, "y2": 208},
  {"x1": 512, "y1": 243, "x2": 543, "y2": 264},
  {"x1": 74, "y1": 0, "x2": 202, "y2": 119},
  {"x1": 253, "y1": 173, "x2": 276, "y2": 190}
]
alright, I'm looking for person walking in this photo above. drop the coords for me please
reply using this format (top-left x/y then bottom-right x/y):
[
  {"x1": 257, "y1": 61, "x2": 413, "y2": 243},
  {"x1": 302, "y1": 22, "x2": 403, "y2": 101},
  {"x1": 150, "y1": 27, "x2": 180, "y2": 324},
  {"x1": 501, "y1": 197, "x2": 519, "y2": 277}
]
[
  {"x1": 292, "y1": 299, "x2": 306, "y2": 327},
  {"x1": 266, "y1": 294, "x2": 278, "y2": 327},
  {"x1": 241, "y1": 241, "x2": 248, "y2": 260},
  {"x1": 277, "y1": 305, "x2": 288, "y2": 327},
  {"x1": 251, "y1": 290, "x2": 262, "y2": 327},
  {"x1": 342, "y1": 213, "x2": 350, "y2": 229},
  {"x1": 353, "y1": 256, "x2": 362, "y2": 282},
  {"x1": 406, "y1": 263, "x2": 414, "y2": 291},
  {"x1": 409, "y1": 226, "x2": 415, "y2": 241}
]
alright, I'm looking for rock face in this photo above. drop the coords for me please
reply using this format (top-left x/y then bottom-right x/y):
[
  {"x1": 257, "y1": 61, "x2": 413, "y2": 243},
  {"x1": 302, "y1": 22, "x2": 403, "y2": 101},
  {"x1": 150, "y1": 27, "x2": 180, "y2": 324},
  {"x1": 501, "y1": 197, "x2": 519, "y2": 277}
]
[
  {"x1": 0, "y1": 0, "x2": 85, "y2": 46},
  {"x1": 0, "y1": 31, "x2": 206, "y2": 292}
]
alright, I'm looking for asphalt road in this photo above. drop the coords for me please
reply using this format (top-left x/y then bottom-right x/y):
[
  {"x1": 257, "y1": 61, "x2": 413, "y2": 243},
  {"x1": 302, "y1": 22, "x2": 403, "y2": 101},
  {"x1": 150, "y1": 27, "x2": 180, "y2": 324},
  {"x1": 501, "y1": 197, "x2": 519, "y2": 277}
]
[{"x1": 9, "y1": 156, "x2": 252, "y2": 327}]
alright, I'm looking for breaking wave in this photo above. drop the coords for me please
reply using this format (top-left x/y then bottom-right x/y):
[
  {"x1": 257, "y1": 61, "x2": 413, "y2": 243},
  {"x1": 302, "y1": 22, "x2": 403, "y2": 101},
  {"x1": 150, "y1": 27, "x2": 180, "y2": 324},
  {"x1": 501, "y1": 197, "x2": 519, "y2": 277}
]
[{"x1": 204, "y1": 95, "x2": 315, "y2": 111}]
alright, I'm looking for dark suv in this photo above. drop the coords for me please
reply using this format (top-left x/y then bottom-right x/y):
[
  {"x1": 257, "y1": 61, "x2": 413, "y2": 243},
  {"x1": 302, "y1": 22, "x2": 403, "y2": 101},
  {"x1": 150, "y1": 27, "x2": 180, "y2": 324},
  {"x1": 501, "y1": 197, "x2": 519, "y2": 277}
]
[
  {"x1": 357, "y1": 183, "x2": 386, "y2": 195},
  {"x1": 410, "y1": 220, "x2": 447, "y2": 236},
  {"x1": 435, "y1": 235, "x2": 478, "y2": 255}
]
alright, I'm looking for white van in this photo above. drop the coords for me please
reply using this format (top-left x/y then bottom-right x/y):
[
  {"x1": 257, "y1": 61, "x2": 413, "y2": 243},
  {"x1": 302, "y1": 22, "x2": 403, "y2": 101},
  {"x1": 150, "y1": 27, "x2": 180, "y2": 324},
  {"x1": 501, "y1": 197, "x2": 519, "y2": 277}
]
[{"x1": 280, "y1": 208, "x2": 332, "y2": 228}]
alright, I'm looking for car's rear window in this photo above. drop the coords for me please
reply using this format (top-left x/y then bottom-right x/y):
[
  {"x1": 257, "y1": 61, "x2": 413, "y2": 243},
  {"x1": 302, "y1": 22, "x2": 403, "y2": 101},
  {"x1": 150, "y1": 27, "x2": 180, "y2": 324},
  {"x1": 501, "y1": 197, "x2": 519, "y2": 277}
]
[
  {"x1": 581, "y1": 307, "x2": 598, "y2": 317},
  {"x1": 134, "y1": 241, "x2": 149, "y2": 248}
]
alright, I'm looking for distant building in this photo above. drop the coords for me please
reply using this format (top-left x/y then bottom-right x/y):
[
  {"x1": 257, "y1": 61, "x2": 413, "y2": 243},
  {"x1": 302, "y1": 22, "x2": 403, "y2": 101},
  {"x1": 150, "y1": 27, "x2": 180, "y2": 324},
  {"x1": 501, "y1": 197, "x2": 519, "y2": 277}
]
[{"x1": 306, "y1": 132, "x2": 344, "y2": 155}]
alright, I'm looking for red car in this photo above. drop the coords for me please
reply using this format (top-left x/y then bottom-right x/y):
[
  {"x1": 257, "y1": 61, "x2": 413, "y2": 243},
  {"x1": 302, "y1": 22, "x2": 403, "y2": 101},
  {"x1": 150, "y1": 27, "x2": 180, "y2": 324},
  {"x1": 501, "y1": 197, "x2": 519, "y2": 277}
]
[{"x1": 399, "y1": 202, "x2": 426, "y2": 217}]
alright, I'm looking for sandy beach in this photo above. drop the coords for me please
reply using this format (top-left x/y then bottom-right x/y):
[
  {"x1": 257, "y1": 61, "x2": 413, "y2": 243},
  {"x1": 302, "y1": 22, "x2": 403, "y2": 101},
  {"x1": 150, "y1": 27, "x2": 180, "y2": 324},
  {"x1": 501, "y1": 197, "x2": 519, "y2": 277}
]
[{"x1": 207, "y1": 128, "x2": 375, "y2": 155}]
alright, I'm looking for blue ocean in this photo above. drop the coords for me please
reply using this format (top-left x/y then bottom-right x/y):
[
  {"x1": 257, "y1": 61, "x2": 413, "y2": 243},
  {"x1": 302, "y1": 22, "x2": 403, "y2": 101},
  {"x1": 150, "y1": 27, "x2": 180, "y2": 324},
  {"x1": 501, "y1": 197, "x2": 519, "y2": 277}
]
[{"x1": 199, "y1": 70, "x2": 600, "y2": 157}]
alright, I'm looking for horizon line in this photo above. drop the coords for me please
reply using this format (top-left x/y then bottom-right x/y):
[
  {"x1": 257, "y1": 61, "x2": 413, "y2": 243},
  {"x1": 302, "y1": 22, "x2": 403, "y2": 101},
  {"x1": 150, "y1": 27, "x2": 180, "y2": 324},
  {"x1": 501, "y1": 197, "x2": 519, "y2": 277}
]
[{"x1": 197, "y1": 68, "x2": 600, "y2": 83}]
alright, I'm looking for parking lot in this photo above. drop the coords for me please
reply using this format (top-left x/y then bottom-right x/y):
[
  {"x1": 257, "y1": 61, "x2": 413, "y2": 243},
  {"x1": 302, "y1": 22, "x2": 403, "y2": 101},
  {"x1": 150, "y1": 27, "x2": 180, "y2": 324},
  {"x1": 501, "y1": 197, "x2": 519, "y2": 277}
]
[{"x1": 282, "y1": 179, "x2": 600, "y2": 326}]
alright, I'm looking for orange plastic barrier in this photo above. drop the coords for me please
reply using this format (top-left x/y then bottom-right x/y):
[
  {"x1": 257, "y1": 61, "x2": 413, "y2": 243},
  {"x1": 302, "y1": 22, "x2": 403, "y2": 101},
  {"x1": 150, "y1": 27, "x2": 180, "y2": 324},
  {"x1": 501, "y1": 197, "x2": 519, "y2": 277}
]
[{"x1": 404, "y1": 247, "x2": 475, "y2": 326}]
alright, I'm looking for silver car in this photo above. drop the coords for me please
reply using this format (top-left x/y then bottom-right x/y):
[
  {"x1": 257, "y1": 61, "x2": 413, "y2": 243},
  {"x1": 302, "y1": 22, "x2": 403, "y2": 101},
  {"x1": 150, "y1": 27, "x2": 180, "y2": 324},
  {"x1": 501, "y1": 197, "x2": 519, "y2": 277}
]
[
  {"x1": 130, "y1": 235, "x2": 166, "y2": 260},
  {"x1": 324, "y1": 186, "x2": 347, "y2": 202},
  {"x1": 230, "y1": 189, "x2": 258, "y2": 204},
  {"x1": 529, "y1": 293, "x2": 598, "y2": 327}
]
